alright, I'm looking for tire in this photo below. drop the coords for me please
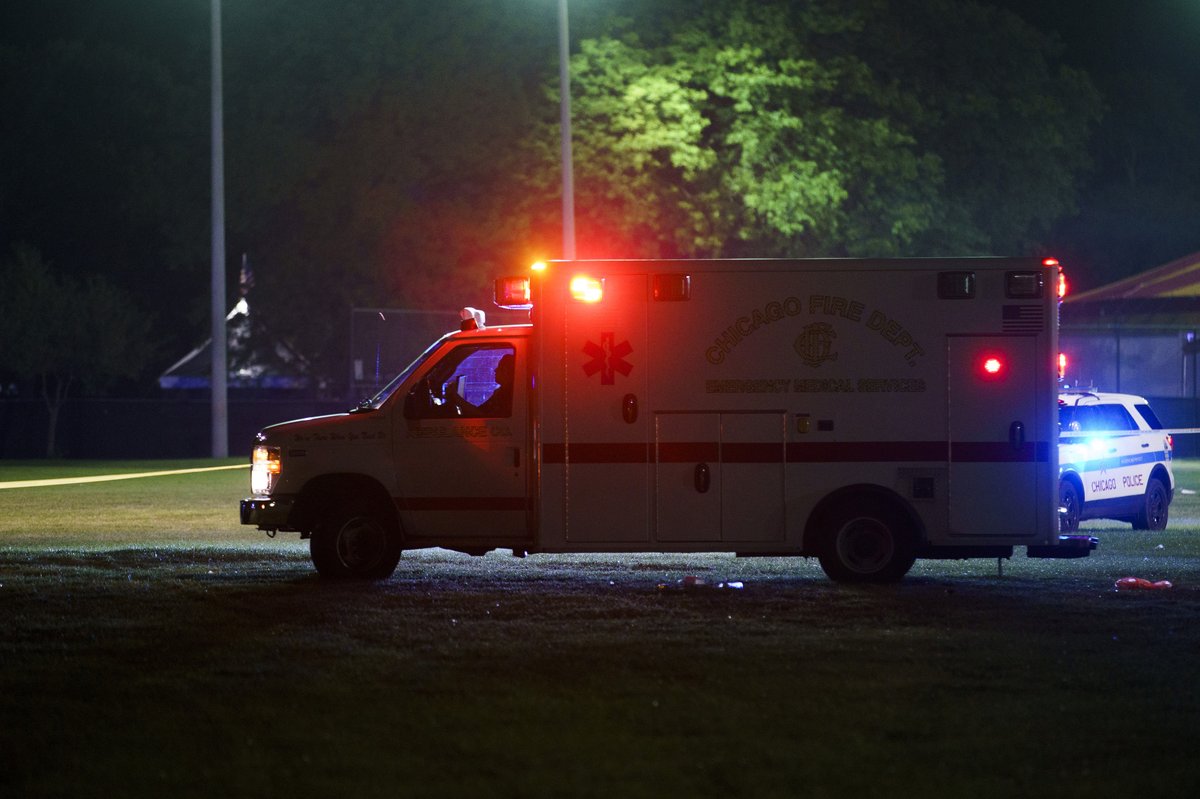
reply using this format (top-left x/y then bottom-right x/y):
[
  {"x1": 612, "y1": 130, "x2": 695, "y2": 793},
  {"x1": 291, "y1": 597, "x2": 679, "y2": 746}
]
[
  {"x1": 1131, "y1": 477, "x2": 1169, "y2": 531},
  {"x1": 1059, "y1": 479, "x2": 1081, "y2": 533},
  {"x1": 817, "y1": 498, "x2": 916, "y2": 583},
  {"x1": 310, "y1": 500, "x2": 403, "y2": 579}
]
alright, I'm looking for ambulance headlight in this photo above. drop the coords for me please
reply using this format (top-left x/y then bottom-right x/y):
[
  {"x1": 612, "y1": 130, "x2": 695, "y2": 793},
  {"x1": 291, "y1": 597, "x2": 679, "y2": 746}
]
[{"x1": 251, "y1": 446, "x2": 281, "y2": 495}]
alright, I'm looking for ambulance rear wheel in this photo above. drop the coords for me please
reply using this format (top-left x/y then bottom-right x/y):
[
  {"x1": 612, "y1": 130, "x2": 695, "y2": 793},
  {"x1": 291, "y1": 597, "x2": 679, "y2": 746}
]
[
  {"x1": 310, "y1": 501, "x2": 402, "y2": 580},
  {"x1": 1131, "y1": 477, "x2": 1169, "y2": 531},
  {"x1": 817, "y1": 499, "x2": 916, "y2": 583}
]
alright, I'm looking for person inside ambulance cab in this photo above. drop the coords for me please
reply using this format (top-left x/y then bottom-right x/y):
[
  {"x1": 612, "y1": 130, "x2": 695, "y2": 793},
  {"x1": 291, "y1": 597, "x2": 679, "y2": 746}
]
[{"x1": 408, "y1": 345, "x2": 515, "y2": 419}]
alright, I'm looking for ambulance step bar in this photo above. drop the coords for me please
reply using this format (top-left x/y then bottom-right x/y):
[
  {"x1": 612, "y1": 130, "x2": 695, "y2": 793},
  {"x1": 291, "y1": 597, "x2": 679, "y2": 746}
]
[{"x1": 1026, "y1": 535, "x2": 1099, "y2": 559}]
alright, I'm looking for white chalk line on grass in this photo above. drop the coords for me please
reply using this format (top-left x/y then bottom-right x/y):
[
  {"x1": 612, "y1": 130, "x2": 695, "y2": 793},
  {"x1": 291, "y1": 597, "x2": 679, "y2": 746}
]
[{"x1": 0, "y1": 463, "x2": 250, "y2": 490}]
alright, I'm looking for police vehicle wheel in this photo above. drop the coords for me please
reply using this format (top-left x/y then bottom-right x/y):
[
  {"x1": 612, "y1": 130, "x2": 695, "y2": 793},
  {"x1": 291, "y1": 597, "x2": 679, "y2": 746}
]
[
  {"x1": 310, "y1": 501, "x2": 402, "y2": 579},
  {"x1": 817, "y1": 499, "x2": 916, "y2": 583},
  {"x1": 1132, "y1": 477, "x2": 1169, "y2": 531},
  {"x1": 1059, "y1": 479, "x2": 1081, "y2": 533}
]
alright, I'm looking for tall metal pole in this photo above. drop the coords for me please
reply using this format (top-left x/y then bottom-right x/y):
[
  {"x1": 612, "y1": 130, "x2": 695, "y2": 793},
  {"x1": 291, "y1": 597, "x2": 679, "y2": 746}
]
[
  {"x1": 211, "y1": 0, "x2": 228, "y2": 457},
  {"x1": 557, "y1": 0, "x2": 576, "y2": 260}
]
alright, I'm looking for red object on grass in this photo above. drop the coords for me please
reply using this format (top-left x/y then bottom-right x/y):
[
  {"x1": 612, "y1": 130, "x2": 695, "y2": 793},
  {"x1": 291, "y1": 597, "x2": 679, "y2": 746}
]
[{"x1": 1114, "y1": 577, "x2": 1174, "y2": 591}]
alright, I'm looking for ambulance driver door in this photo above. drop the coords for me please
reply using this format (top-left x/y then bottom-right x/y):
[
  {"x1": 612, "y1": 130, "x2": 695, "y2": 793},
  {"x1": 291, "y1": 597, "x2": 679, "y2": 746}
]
[{"x1": 395, "y1": 339, "x2": 529, "y2": 542}]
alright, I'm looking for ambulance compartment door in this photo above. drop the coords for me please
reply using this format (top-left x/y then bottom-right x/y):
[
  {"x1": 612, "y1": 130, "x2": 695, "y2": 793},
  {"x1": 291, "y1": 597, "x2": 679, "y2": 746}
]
[
  {"x1": 655, "y1": 413, "x2": 720, "y2": 542},
  {"x1": 562, "y1": 274, "x2": 651, "y2": 542},
  {"x1": 654, "y1": 411, "x2": 785, "y2": 543},
  {"x1": 721, "y1": 412, "x2": 787, "y2": 543},
  {"x1": 946, "y1": 335, "x2": 1042, "y2": 537}
]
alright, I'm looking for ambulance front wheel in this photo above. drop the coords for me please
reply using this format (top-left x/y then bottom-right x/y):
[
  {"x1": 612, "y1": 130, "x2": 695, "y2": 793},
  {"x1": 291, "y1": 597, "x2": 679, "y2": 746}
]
[
  {"x1": 310, "y1": 500, "x2": 403, "y2": 580},
  {"x1": 817, "y1": 499, "x2": 916, "y2": 583}
]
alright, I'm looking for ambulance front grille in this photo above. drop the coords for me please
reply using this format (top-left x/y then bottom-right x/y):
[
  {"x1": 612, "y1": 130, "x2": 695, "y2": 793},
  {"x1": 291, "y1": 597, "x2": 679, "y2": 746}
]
[{"x1": 1001, "y1": 304, "x2": 1044, "y2": 332}]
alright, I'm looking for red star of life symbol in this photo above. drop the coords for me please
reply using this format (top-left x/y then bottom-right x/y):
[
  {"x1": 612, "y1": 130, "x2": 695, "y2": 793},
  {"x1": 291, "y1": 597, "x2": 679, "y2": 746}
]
[{"x1": 582, "y1": 332, "x2": 633, "y2": 385}]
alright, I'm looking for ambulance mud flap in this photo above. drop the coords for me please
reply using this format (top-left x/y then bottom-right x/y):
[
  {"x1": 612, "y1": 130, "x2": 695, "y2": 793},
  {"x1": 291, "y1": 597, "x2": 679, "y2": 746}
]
[{"x1": 1026, "y1": 535, "x2": 1099, "y2": 559}]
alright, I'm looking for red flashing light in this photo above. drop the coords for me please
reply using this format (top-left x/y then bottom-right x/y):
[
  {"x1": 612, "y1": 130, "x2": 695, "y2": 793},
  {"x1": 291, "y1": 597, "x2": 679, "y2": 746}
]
[
  {"x1": 1058, "y1": 352, "x2": 1067, "y2": 379},
  {"x1": 494, "y1": 276, "x2": 532, "y2": 310},
  {"x1": 977, "y1": 353, "x2": 1007, "y2": 381},
  {"x1": 1043, "y1": 258, "x2": 1068, "y2": 299}
]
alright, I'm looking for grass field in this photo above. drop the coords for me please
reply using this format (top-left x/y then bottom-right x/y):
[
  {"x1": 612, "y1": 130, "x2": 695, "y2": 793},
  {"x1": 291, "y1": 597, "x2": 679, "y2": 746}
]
[{"x1": 1, "y1": 459, "x2": 1198, "y2": 798}]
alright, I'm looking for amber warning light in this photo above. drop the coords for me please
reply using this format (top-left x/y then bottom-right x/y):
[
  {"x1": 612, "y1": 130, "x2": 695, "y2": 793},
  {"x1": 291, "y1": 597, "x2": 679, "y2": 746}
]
[{"x1": 570, "y1": 275, "x2": 605, "y2": 303}]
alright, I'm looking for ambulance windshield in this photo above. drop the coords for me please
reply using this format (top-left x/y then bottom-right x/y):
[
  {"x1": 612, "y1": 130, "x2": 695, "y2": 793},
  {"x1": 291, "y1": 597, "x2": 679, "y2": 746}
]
[{"x1": 352, "y1": 334, "x2": 450, "y2": 412}]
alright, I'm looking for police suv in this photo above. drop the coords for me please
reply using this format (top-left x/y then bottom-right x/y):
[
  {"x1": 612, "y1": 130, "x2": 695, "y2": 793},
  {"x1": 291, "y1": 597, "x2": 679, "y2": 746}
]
[{"x1": 1058, "y1": 391, "x2": 1174, "y2": 531}]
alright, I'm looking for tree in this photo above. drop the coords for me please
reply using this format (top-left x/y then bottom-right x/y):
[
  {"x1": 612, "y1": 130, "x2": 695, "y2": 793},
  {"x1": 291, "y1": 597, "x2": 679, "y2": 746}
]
[
  {"x1": 856, "y1": 0, "x2": 1103, "y2": 255},
  {"x1": 519, "y1": 0, "x2": 1101, "y2": 259},
  {"x1": 0, "y1": 246, "x2": 153, "y2": 456}
]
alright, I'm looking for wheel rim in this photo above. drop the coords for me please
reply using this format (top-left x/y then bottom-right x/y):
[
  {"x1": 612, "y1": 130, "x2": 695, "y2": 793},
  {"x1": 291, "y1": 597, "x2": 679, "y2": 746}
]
[
  {"x1": 1060, "y1": 484, "x2": 1080, "y2": 530},
  {"x1": 1147, "y1": 485, "x2": 1167, "y2": 529},
  {"x1": 835, "y1": 516, "x2": 895, "y2": 574},
  {"x1": 334, "y1": 516, "x2": 388, "y2": 572}
]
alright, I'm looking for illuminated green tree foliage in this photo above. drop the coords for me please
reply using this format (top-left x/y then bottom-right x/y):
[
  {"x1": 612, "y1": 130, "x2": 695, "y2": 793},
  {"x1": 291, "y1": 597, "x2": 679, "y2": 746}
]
[{"x1": 542, "y1": 0, "x2": 1101, "y2": 258}]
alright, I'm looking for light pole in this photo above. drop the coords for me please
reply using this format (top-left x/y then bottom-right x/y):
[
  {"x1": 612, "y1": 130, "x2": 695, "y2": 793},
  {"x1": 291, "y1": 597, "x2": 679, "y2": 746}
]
[
  {"x1": 557, "y1": 0, "x2": 576, "y2": 260},
  {"x1": 211, "y1": 0, "x2": 228, "y2": 457}
]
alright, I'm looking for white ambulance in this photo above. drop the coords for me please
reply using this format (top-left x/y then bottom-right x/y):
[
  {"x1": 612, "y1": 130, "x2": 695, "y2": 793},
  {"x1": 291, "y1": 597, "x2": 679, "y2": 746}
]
[{"x1": 240, "y1": 258, "x2": 1096, "y2": 582}]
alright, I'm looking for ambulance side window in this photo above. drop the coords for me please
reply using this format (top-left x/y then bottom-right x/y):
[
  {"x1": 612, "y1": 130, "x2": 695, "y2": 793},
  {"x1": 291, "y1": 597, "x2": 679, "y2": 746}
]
[{"x1": 406, "y1": 345, "x2": 515, "y2": 420}]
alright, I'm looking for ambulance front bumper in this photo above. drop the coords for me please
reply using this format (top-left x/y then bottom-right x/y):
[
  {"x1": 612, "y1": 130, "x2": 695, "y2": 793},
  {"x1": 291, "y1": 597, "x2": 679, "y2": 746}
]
[{"x1": 240, "y1": 496, "x2": 295, "y2": 529}]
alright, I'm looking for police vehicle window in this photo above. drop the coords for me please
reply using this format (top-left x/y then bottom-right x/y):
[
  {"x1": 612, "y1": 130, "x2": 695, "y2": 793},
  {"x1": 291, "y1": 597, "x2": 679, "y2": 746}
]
[
  {"x1": 1099, "y1": 404, "x2": 1136, "y2": 431},
  {"x1": 1135, "y1": 404, "x2": 1164, "y2": 429},
  {"x1": 1062, "y1": 406, "x2": 1100, "y2": 431},
  {"x1": 1078, "y1": 407, "x2": 1102, "y2": 431},
  {"x1": 411, "y1": 345, "x2": 515, "y2": 419}
]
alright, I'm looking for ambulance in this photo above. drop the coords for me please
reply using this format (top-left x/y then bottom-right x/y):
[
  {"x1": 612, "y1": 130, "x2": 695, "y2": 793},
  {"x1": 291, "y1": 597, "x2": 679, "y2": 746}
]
[{"x1": 240, "y1": 258, "x2": 1096, "y2": 582}]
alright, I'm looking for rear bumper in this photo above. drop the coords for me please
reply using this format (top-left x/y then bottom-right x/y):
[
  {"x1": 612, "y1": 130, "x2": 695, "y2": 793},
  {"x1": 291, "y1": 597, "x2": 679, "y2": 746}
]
[
  {"x1": 1026, "y1": 534, "x2": 1099, "y2": 559},
  {"x1": 240, "y1": 496, "x2": 295, "y2": 529}
]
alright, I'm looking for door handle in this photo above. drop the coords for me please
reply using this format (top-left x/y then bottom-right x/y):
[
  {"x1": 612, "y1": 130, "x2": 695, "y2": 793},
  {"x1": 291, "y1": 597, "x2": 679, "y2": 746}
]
[
  {"x1": 623, "y1": 393, "x2": 638, "y2": 424},
  {"x1": 694, "y1": 463, "x2": 711, "y2": 493},
  {"x1": 1009, "y1": 421, "x2": 1025, "y2": 450}
]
